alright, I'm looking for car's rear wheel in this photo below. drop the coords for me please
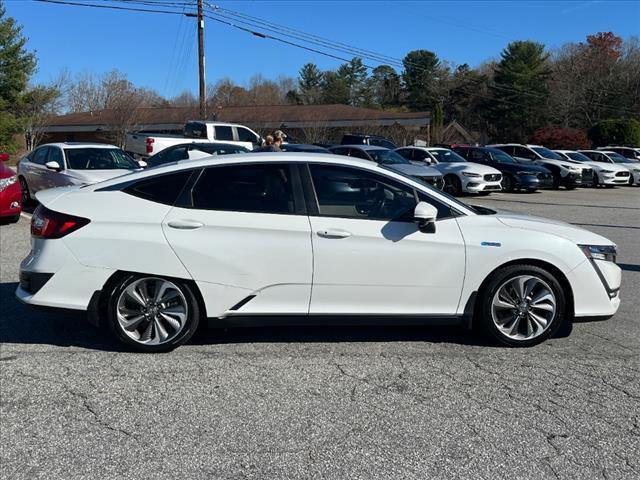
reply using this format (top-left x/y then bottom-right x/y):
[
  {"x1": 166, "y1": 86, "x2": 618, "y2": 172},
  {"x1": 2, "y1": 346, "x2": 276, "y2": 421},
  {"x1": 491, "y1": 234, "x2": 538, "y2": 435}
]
[
  {"x1": 107, "y1": 275, "x2": 200, "y2": 352},
  {"x1": 19, "y1": 177, "x2": 33, "y2": 206},
  {"x1": 443, "y1": 175, "x2": 462, "y2": 195},
  {"x1": 479, "y1": 265, "x2": 566, "y2": 347}
]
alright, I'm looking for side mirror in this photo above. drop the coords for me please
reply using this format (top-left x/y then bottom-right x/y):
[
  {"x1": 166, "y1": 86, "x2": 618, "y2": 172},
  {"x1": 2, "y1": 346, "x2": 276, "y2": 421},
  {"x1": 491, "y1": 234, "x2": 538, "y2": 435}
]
[
  {"x1": 45, "y1": 160, "x2": 62, "y2": 171},
  {"x1": 0, "y1": 153, "x2": 9, "y2": 162},
  {"x1": 414, "y1": 201, "x2": 438, "y2": 233},
  {"x1": 137, "y1": 160, "x2": 148, "y2": 168}
]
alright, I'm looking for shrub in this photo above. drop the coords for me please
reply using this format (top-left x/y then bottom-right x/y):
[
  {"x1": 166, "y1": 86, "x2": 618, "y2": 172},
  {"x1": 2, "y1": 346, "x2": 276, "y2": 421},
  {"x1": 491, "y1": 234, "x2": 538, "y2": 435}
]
[
  {"x1": 588, "y1": 118, "x2": 640, "y2": 147},
  {"x1": 530, "y1": 127, "x2": 591, "y2": 150}
]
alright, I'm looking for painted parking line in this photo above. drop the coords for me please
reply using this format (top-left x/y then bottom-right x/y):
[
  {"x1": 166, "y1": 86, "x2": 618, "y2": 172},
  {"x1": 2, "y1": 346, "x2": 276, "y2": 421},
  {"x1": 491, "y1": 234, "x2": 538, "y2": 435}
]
[{"x1": 20, "y1": 211, "x2": 32, "y2": 220}]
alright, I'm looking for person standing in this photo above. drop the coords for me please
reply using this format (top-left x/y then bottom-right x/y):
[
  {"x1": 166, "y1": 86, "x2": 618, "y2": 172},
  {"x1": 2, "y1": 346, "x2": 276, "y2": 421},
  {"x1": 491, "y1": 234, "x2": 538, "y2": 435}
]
[{"x1": 256, "y1": 130, "x2": 287, "y2": 152}]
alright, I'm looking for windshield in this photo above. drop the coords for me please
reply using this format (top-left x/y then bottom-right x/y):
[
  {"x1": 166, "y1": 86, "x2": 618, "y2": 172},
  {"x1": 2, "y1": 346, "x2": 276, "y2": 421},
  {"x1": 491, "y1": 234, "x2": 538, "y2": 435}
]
[
  {"x1": 429, "y1": 149, "x2": 466, "y2": 163},
  {"x1": 484, "y1": 148, "x2": 517, "y2": 163},
  {"x1": 531, "y1": 147, "x2": 564, "y2": 160},
  {"x1": 566, "y1": 152, "x2": 592, "y2": 162},
  {"x1": 367, "y1": 149, "x2": 410, "y2": 165},
  {"x1": 65, "y1": 148, "x2": 138, "y2": 170},
  {"x1": 607, "y1": 152, "x2": 633, "y2": 164}
]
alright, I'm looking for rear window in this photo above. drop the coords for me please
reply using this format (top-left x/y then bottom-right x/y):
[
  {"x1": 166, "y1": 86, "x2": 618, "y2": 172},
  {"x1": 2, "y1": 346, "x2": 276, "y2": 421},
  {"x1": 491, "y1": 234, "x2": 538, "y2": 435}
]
[
  {"x1": 65, "y1": 148, "x2": 138, "y2": 170},
  {"x1": 125, "y1": 170, "x2": 193, "y2": 205}
]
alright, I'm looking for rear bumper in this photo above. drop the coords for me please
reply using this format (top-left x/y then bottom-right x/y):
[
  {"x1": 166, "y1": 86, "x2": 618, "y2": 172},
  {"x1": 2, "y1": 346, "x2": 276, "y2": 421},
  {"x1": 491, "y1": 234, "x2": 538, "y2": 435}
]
[{"x1": 0, "y1": 183, "x2": 22, "y2": 217}]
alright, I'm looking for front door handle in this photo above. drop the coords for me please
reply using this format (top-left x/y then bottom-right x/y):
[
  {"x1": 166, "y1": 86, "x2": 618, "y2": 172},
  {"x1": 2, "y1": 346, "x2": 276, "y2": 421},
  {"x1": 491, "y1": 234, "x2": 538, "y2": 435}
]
[
  {"x1": 167, "y1": 219, "x2": 204, "y2": 230},
  {"x1": 317, "y1": 229, "x2": 352, "y2": 239}
]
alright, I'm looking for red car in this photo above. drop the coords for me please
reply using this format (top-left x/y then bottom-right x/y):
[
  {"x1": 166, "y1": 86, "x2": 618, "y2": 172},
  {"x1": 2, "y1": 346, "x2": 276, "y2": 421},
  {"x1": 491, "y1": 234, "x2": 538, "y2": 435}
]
[{"x1": 0, "y1": 153, "x2": 22, "y2": 223}]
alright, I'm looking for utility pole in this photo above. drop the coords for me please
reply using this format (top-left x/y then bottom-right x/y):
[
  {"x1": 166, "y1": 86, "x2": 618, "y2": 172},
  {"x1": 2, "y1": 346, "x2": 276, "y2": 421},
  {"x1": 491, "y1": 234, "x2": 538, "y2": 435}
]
[{"x1": 197, "y1": 0, "x2": 206, "y2": 118}]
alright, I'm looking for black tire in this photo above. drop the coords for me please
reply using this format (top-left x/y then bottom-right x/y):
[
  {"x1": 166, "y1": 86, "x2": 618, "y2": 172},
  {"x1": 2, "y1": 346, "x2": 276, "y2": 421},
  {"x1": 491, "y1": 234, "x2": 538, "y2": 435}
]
[
  {"x1": 565, "y1": 185, "x2": 577, "y2": 190},
  {"x1": 501, "y1": 174, "x2": 514, "y2": 192},
  {"x1": 551, "y1": 173, "x2": 561, "y2": 189},
  {"x1": 478, "y1": 264, "x2": 567, "y2": 347},
  {"x1": 106, "y1": 274, "x2": 201, "y2": 353},
  {"x1": 444, "y1": 174, "x2": 462, "y2": 196},
  {"x1": 8, "y1": 214, "x2": 20, "y2": 224},
  {"x1": 592, "y1": 173, "x2": 599, "y2": 188},
  {"x1": 19, "y1": 176, "x2": 34, "y2": 206}
]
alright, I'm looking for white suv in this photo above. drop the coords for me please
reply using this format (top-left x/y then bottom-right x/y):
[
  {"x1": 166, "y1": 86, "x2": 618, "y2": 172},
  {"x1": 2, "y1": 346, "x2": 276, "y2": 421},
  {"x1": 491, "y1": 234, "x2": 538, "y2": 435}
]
[
  {"x1": 395, "y1": 147, "x2": 502, "y2": 195},
  {"x1": 17, "y1": 153, "x2": 621, "y2": 352},
  {"x1": 489, "y1": 144, "x2": 592, "y2": 189}
]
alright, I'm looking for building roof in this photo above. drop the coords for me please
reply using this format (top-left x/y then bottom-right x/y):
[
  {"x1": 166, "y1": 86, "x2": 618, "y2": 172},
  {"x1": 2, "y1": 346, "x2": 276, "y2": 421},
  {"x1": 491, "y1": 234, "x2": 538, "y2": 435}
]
[{"x1": 43, "y1": 104, "x2": 431, "y2": 133}]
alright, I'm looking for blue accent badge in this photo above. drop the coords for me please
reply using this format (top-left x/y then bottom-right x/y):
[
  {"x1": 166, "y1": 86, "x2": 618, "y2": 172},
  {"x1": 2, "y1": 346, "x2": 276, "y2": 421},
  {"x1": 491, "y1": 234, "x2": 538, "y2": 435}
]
[{"x1": 481, "y1": 241, "x2": 502, "y2": 247}]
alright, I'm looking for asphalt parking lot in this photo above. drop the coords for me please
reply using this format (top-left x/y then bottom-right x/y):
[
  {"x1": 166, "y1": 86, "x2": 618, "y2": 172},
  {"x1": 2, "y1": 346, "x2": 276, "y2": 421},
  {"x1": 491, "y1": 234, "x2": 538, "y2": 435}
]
[{"x1": 1, "y1": 187, "x2": 639, "y2": 480}]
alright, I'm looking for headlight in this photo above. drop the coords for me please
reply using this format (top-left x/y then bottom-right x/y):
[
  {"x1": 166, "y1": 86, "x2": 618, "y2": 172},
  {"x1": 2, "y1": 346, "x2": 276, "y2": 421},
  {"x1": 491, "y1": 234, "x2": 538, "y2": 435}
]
[
  {"x1": 0, "y1": 175, "x2": 17, "y2": 192},
  {"x1": 462, "y1": 172, "x2": 481, "y2": 178},
  {"x1": 568, "y1": 166, "x2": 581, "y2": 172},
  {"x1": 579, "y1": 244, "x2": 617, "y2": 262}
]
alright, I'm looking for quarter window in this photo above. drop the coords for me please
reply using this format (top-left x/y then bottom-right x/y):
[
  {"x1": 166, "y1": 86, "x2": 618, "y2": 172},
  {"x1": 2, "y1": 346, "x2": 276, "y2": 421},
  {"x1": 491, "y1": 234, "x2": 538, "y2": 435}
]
[
  {"x1": 125, "y1": 170, "x2": 193, "y2": 205},
  {"x1": 214, "y1": 126, "x2": 234, "y2": 141},
  {"x1": 192, "y1": 164, "x2": 294, "y2": 214}
]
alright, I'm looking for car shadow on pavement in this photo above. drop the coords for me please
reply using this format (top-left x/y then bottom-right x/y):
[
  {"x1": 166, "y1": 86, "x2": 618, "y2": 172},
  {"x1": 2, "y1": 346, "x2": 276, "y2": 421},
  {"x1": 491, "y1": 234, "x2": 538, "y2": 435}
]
[
  {"x1": 619, "y1": 263, "x2": 640, "y2": 272},
  {"x1": 0, "y1": 282, "x2": 571, "y2": 351}
]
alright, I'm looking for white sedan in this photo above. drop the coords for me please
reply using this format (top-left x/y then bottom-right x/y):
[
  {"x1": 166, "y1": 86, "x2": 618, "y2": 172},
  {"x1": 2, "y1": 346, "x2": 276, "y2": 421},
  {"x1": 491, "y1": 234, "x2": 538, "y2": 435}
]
[
  {"x1": 17, "y1": 153, "x2": 621, "y2": 352},
  {"x1": 554, "y1": 150, "x2": 631, "y2": 186},
  {"x1": 17, "y1": 143, "x2": 143, "y2": 204},
  {"x1": 579, "y1": 150, "x2": 640, "y2": 186},
  {"x1": 395, "y1": 147, "x2": 502, "y2": 195}
]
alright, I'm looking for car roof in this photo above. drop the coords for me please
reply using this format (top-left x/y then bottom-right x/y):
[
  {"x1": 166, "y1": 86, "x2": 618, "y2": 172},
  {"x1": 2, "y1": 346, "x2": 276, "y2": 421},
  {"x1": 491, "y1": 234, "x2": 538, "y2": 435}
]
[
  {"x1": 334, "y1": 144, "x2": 388, "y2": 151},
  {"x1": 40, "y1": 142, "x2": 120, "y2": 149}
]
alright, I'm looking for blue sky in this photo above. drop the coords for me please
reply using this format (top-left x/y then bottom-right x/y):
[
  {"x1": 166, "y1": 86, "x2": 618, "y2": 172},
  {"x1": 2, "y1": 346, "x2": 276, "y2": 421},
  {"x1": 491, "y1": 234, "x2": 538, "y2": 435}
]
[{"x1": 6, "y1": 0, "x2": 640, "y2": 99}]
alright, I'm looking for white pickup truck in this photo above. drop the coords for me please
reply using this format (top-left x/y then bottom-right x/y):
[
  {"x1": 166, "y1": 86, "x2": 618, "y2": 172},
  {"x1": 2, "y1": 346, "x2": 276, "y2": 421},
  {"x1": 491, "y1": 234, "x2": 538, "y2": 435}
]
[{"x1": 124, "y1": 121, "x2": 262, "y2": 158}]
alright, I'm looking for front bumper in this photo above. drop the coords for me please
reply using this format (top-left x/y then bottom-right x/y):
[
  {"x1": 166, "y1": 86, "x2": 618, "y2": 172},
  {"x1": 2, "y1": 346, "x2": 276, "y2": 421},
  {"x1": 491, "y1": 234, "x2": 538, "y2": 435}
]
[
  {"x1": 514, "y1": 173, "x2": 554, "y2": 190},
  {"x1": 462, "y1": 178, "x2": 502, "y2": 193},
  {"x1": 600, "y1": 171, "x2": 631, "y2": 185},
  {"x1": 561, "y1": 172, "x2": 583, "y2": 186},
  {"x1": 568, "y1": 258, "x2": 621, "y2": 318}
]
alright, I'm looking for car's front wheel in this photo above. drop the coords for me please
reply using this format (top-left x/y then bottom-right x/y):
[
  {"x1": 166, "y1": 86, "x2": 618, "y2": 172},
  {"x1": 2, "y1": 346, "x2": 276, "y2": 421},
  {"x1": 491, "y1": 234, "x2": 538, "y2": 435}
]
[
  {"x1": 479, "y1": 264, "x2": 566, "y2": 347},
  {"x1": 19, "y1": 176, "x2": 33, "y2": 206},
  {"x1": 107, "y1": 275, "x2": 200, "y2": 352},
  {"x1": 444, "y1": 175, "x2": 462, "y2": 195}
]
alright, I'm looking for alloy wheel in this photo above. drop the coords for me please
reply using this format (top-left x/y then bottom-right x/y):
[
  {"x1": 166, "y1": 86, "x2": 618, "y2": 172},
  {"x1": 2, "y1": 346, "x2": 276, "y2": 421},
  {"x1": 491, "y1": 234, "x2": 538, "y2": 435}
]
[
  {"x1": 491, "y1": 275, "x2": 557, "y2": 341},
  {"x1": 116, "y1": 277, "x2": 189, "y2": 345}
]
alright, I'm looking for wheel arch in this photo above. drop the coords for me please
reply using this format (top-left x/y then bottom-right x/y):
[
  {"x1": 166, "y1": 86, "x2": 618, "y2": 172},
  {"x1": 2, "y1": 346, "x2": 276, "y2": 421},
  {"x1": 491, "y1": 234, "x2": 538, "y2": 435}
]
[
  {"x1": 467, "y1": 258, "x2": 575, "y2": 328},
  {"x1": 89, "y1": 270, "x2": 207, "y2": 327}
]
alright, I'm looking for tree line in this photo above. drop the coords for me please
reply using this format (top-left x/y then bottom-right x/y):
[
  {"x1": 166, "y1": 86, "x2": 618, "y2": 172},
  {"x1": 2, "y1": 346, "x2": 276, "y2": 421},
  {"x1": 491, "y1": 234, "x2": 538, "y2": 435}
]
[{"x1": 1, "y1": 0, "x2": 639, "y2": 153}]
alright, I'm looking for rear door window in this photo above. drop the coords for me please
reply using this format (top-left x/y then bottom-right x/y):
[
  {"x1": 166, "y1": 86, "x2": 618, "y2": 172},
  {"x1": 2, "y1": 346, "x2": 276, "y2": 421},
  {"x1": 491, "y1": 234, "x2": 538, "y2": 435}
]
[
  {"x1": 184, "y1": 122, "x2": 207, "y2": 138},
  {"x1": 214, "y1": 126, "x2": 234, "y2": 141},
  {"x1": 192, "y1": 164, "x2": 294, "y2": 214}
]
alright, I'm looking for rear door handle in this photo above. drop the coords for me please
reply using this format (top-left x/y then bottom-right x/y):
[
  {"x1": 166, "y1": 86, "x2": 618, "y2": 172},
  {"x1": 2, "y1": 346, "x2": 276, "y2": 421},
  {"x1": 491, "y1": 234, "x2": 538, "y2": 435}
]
[
  {"x1": 317, "y1": 229, "x2": 352, "y2": 239},
  {"x1": 167, "y1": 219, "x2": 204, "y2": 230}
]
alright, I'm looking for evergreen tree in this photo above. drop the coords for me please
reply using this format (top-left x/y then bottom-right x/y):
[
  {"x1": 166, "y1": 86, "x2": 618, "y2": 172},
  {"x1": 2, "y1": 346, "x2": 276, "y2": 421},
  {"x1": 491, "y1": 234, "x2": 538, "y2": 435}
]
[
  {"x1": 321, "y1": 70, "x2": 350, "y2": 104},
  {"x1": 402, "y1": 49, "x2": 441, "y2": 111},
  {"x1": 298, "y1": 63, "x2": 323, "y2": 105},
  {"x1": 371, "y1": 65, "x2": 401, "y2": 108},
  {"x1": 0, "y1": 1, "x2": 36, "y2": 151},
  {"x1": 486, "y1": 41, "x2": 550, "y2": 142}
]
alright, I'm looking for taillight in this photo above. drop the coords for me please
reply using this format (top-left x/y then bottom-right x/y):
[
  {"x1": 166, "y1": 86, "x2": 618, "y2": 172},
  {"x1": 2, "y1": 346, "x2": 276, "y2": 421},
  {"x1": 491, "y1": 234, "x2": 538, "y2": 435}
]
[
  {"x1": 31, "y1": 205, "x2": 90, "y2": 239},
  {"x1": 146, "y1": 137, "x2": 154, "y2": 154}
]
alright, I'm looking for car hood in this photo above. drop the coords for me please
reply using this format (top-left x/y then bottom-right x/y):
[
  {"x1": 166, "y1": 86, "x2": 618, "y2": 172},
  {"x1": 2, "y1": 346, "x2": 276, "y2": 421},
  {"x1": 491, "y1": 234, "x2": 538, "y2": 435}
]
[
  {"x1": 433, "y1": 162, "x2": 501, "y2": 175},
  {"x1": 620, "y1": 162, "x2": 640, "y2": 170},
  {"x1": 388, "y1": 163, "x2": 441, "y2": 177},
  {"x1": 495, "y1": 211, "x2": 614, "y2": 245},
  {"x1": 585, "y1": 162, "x2": 629, "y2": 173},
  {"x1": 65, "y1": 169, "x2": 139, "y2": 184}
]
